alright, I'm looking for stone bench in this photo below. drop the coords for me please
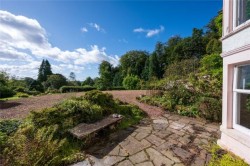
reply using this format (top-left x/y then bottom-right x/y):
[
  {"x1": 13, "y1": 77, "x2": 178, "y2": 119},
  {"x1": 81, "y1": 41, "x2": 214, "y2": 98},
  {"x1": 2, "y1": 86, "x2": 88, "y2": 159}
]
[{"x1": 69, "y1": 114, "x2": 123, "y2": 139}]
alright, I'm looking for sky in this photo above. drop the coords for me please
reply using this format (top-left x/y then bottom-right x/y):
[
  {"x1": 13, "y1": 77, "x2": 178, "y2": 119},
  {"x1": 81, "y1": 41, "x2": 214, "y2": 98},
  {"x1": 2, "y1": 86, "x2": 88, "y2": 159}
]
[{"x1": 0, "y1": 0, "x2": 222, "y2": 81}]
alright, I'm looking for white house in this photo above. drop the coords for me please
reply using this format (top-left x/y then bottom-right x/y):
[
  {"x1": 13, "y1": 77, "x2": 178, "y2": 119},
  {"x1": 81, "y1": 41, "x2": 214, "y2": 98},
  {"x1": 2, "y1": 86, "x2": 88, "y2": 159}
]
[{"x1": 218, "y1": 0, "x2": 250, "y2": 164}]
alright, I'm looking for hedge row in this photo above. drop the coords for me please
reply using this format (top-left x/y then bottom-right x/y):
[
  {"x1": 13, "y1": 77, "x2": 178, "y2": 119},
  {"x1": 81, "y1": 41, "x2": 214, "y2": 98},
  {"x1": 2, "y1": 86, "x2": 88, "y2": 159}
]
[{"x1": 60, "y1": 86, "x2": 96, "y2": 93}]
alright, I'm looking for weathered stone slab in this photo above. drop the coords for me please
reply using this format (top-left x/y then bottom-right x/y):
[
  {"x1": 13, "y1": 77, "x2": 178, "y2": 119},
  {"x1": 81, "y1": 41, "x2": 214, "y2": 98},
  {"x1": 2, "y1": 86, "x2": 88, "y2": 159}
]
[
  {"x1": 155, "y1": 140, "x2": 178, "y2": 151},
  {"x1": 161, "y1": 150, "x2": 181, "y2": 163},
  {"x1": 191, "y1": 157, "x2": 205, "y2": 166},
  {"x1": 169, "y1": 122, "x2": 186, "y2": 130},
  {"x1": 153, "y1": 119, "x2": 168, "y2": 124},
  {"x1": 120, "y1": 136, "x2": 151, "y2": 155},
  {"x1": 146, "y1": 134, "x2": 165, "y2": 146},
  {"x1": 129, "y1": 151, "x2": 148, "y2": 164},
  {"x1": 146, "y1": 148, "x2": 174, "y2": 166},
  {"x1": 173, "y1": 147, "x2": 193, "y2": 161},
  {"x1": 103, "y1": 156, "x2": 125, "y2": 166},
  {"x1": 117, "y1": 160, "x2": 133, "y2": 166},
  {"x1": 178, "y1": 135, "x2": 191, "y2": 145},
  {"x1": 153, "y1": 123, "x2": 168, "y2": 131},
  {"x1": 108, "y1": 145, "x2": 128, "y2": 157},
  {"x1": 135, "y1": 132, "x2": 149, "y2": 141},
  {"x1": 153, "y1": 130, "x2": 172, "y2": 139},
  {"x1": 135, "y1": 161, "x2": 154, "y2": 166}
]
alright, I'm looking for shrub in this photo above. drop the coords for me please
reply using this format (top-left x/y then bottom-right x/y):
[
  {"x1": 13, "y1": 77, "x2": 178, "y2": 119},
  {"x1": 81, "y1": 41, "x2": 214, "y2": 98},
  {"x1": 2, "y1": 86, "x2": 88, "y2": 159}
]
[
  {"x1": 196, "y1": 97, "x2": 222, "y2": 122},
  {"x1": 164, "y1": 58, "x2": 199, "y2": 80},
  {"x1": 0, "y1": 86, "x2": 15, "y2": 98},
  {"x1": 84, "y1": 90, "x2": 116, "y2": 115},
  {"x1": 60, "y1": 86, "x2": 96, "y2": 93},
  {"x1": 25, "y1": 90, "x2": 41, "y2": 96},
  {"x1": 0, "y1": 120, "x2": 21, "y2": 154},
  {"x1": 122, "y1": 75, "x2": 141, "y2": 90},
  {"x1": 0, "y1": 120, "x2": 21, "y2": 135},
  {"x1": 14, "y1": 86, "x2": 26, "y2": 93},
  {"x1": 2, "y1": 91, "x2": 144, "y2": 165},
  {"x1": 46, "y1": 88, "x2": 61, "y2": 94},
  {"x1": 16, "y1": 92, "x2": 29, "y2": 98}
]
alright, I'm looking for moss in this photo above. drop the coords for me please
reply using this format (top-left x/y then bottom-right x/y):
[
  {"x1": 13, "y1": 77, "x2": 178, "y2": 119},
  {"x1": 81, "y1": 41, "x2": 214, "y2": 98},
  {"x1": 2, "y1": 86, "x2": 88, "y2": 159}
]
[{"x1": 209, "y1": 145, "x2": 248, "y2": 166}]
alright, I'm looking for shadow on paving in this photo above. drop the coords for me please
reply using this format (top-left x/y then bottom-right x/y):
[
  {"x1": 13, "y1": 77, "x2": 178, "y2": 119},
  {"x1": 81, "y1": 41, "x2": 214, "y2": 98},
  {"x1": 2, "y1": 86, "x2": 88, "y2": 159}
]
[{"x1": 86, "y1": 126, "x2": 137, "y2": 159}]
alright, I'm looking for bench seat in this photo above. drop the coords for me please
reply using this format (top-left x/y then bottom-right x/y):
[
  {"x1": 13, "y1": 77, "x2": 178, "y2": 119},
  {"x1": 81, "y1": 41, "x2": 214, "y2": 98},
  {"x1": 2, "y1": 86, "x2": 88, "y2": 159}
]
[{"x1": 69, "y1": 114, "x2": 123, "y2": 139}]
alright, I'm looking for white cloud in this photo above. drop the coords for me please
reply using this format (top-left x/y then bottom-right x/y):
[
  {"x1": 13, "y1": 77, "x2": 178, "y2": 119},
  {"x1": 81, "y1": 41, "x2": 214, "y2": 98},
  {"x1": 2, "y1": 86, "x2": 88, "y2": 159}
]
[
  {"x1": 133, "y1": 28, "x2": 144, "y2": 33},
  {"x1": 88, "y1": 22, "x2": 105, "y2": 32},
  {"x1": 81, "y1": 27, "x2": 88, "y2": 33},
  {"x1": 0, "y1": 10, "x2": 118, "y2": 79},
  {"x1": 133, "y1": 25, "x2": 165, "y2": 38}
]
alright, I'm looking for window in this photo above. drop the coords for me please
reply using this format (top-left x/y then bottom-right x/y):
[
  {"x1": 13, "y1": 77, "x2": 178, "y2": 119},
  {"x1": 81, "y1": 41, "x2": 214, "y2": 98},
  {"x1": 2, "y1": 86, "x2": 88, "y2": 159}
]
[
  {"x1": 233, "y1": 64, "x2": 250, "y2": 135},
  {"x1": 237, "y1": 0, "x2": 250, "y2": 26}
]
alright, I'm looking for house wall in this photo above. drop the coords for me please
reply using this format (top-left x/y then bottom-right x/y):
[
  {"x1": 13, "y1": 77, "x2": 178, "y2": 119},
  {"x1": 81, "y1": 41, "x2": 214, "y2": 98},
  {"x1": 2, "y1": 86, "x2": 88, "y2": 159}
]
[{"x1": 219, "y1": 0, "x2": 250, "y2": 164}]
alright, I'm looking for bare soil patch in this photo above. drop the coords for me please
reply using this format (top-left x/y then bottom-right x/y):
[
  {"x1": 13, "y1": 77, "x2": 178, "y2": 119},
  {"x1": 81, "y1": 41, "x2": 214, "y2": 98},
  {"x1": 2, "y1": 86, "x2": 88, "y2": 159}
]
[{"x1": 0, "y1": 90, "x2": 164, "y2": 120}]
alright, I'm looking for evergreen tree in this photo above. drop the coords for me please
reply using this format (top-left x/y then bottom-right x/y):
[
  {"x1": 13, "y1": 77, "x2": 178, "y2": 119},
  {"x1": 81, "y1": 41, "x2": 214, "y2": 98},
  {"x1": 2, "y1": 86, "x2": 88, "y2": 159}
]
[
  {"x1": 37, "y1": 59, "x2": 52, "y2": 82},
  {"x1": 69, "y1": 72, "x2": 76, "y2": 81},
  {"x1": 149, "y1": 52, "x2": 160, "y2": 79}
]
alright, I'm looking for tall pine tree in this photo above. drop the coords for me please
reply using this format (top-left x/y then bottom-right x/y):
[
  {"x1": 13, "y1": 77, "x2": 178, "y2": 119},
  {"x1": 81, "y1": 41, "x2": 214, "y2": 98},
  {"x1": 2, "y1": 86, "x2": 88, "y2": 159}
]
[{"x1": 37, "y1": 59, "x2": 52, "y2": 82}]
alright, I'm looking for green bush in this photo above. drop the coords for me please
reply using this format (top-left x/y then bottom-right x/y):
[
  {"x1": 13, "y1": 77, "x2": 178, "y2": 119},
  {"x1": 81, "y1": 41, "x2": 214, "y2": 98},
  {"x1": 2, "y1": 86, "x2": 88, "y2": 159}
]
[
  {"x1": 13, "y1": 86, "x2": 26, "y2": 93},
  {"x1": 2, "y1": 91, "x2": 144, "y2": 165},
  {"x1": 122, "y1": 75, "x2": 141, "y2": 90},
  {"x1": 164, "y1": 58, "x2": 199, "y2": 80},
  {"x1": 0, "y1": 86, "x2": 15, "y2": 98},
  {"x1": 0, "y1": 120, "x2": 21, "y2": 154},
  {"x1": 0, "y1": 120, "x2": 21, "y2": 135},
  {"x1": 15, "y1": 92, "x2": 29, "y2": 98},
  {"x1": 84, "y1": 90, "x2": 116, "y2": 115},
  {"x1": 46, "y1": 88, "x2": 61, "y2": 94},
  {"x1": 60, "y1": 85, "x2": 96, "y2": 93},
  {"x1": 196, "y1": 97, "x2": 222, "y2": 122},
  {"x1": 25, "y1": 90, "x2": 41, "y2": 96}
]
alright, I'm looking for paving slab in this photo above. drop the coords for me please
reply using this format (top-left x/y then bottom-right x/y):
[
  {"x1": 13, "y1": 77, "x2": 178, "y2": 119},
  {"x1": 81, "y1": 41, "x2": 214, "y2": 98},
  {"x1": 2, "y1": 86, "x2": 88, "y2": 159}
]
[
  {"x1": 129, "y1": 151, "x2": 149, "y2": 164},
  {"x1": 76, "y1": 100, "x2": 220, "y2": 166}
]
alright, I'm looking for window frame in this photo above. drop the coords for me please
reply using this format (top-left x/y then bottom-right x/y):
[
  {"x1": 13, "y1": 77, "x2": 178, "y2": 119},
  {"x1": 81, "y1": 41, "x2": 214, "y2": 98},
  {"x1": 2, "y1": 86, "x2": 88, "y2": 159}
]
[
  {"x1": 233, "y1": 0, "x2": 250, "y2": 30},
  {"x1": 233, "y1": 65, "x2": 250, "y2": 136}
]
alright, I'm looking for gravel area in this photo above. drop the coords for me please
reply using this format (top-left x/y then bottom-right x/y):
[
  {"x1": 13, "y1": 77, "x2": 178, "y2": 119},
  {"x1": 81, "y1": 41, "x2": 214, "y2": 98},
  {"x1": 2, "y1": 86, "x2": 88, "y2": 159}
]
[{"x1": 0, "y1": 90, "x2": 163, "y2": 120}]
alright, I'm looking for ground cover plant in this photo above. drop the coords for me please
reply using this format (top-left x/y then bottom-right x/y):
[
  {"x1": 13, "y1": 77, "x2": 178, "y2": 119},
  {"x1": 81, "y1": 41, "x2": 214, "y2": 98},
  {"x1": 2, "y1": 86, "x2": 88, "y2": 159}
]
[{"x1": 1, "y1": 90, "x2": 144, "y2": 166}]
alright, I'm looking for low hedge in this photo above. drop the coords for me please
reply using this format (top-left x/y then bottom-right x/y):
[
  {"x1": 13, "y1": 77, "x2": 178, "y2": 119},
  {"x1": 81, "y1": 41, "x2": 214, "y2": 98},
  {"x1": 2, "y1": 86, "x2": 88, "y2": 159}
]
[
  {"x1": 110, "y1": 86, "x2": 126, "y2": 90},
  {"x1": 60, "y1": 86, "x2": 96, "y2": 93}
]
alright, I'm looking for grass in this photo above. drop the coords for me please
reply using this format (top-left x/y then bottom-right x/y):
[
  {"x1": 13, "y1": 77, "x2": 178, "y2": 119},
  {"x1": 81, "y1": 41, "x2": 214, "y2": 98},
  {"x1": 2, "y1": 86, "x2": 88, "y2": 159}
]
[{"x1": 0, "y1": 96, "x2": 21, "y2": 101}]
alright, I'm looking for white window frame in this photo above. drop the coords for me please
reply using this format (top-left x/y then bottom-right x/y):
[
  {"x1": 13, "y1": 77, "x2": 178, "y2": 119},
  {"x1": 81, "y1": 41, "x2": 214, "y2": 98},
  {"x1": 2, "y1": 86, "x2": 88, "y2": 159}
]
[
  {"x1": 233, "y1": 0, "x2": 250, "y2": 30},
  {"x1": 233, "y1": 65, "x2": 250, "y2": 136}
]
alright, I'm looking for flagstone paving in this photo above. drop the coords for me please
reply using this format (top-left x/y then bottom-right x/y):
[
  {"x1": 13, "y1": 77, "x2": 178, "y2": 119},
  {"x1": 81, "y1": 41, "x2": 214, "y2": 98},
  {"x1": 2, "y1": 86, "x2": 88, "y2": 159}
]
[{"x1": 72, "y1": 113, "x2": 220, "y2": 166}]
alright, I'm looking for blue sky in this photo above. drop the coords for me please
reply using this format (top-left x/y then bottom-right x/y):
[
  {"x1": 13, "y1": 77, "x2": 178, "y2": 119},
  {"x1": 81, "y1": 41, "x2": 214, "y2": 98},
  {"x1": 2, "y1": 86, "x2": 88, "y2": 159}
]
[{"x1": 0, "y1": 0, "x2": 222, "y2": 81}]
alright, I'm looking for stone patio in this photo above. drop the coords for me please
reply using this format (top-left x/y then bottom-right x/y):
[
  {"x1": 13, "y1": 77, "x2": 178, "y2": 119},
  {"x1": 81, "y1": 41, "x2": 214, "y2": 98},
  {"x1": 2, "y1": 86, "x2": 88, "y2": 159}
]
[{"x1": 72, "y1": 113, "x2": 220, "y2": 166}]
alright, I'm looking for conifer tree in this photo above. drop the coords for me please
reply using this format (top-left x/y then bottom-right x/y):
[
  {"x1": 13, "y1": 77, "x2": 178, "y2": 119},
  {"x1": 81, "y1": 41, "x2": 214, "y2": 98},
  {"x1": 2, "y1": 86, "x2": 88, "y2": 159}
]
[{"x1": 37, "y1": 59, "x2": 52, "y2": 82}]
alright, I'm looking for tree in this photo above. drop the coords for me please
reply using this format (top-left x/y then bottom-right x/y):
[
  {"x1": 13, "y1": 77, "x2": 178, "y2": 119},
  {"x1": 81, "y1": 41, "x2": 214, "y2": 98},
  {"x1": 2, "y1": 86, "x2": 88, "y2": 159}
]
[
  {"x1": 190, "y1": 28, "x2": 206, "y2": 59},
  {"x1": 122, "y1": 75, "x2": 140, "y2": 90},
  {"x1": 37, "y1": 59, "x2": 53, "y2": 82},
  {"x1": 46, "y1": 74, "x2": 67, "y2": 89},
  {"x1": 149, "y1": 52, "x2": 160, "y2": 79},
  {"x1": 98, "y1": 61, "x2": 113, "y2": 90},
  {"x1": 141, "y1": 58, "x2": 150, "y2": 81},
  {"x1": 0, "y1": 71, "x2": 8, "y2": 86},
  {"x1": 69, "y1": 72, "x2": 76, "y2": 81},
  {"x1": 206, "y1": 39, "x2": 222, "y2": 54},
  {"x1": 154, "y1": 42, "x2": 166, "y2": 78},
  {"x1": 120, "y1": 50, "x2": 149, "y2": 79},
  {"x1": 82, "y1": 77, "x2": 95, "y2": 86}
]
